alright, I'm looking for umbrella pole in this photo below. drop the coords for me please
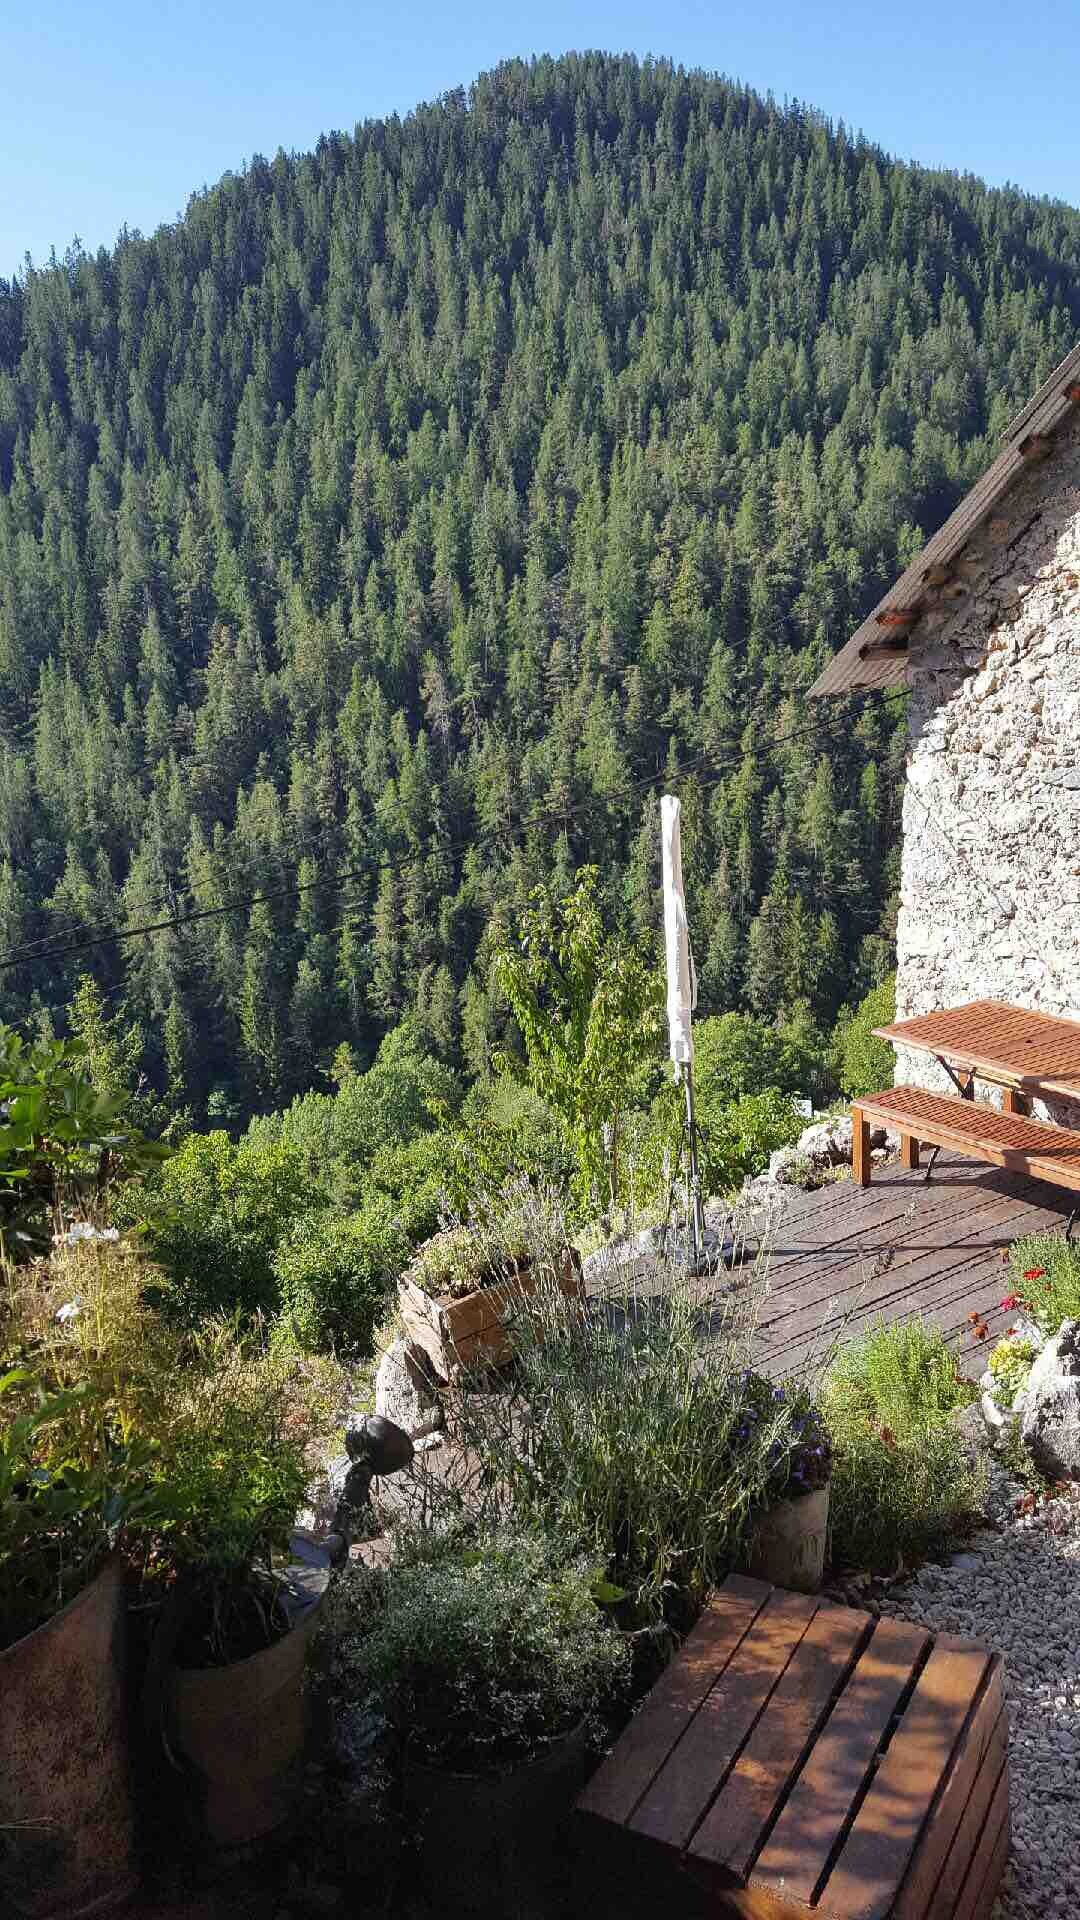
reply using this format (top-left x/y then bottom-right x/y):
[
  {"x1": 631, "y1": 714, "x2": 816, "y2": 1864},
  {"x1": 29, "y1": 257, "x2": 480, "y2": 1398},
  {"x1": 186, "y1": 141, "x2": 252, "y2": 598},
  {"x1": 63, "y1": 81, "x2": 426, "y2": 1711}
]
[{"x1": 683, "y1": 1064, "x2": 706, "y2": 1263}]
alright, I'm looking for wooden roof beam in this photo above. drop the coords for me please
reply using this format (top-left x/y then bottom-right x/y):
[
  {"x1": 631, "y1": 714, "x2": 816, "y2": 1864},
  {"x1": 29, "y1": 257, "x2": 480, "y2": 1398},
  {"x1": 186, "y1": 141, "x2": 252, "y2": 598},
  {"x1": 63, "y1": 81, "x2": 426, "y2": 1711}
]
[
  {"x1": 1018, "y1": 432, "x2": 1053, "y2": 462},
  {"x1": 875, "y1": 607, "x2": 920, "y2": 629}
]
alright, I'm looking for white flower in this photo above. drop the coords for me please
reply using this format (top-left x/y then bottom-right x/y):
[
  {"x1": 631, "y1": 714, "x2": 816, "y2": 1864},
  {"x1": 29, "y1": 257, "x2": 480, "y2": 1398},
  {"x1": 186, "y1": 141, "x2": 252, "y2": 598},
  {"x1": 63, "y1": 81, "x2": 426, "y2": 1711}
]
[
  {"x1": 57, "y1": 1222, "x2": 120, "y2": 1249},
  {"x1": 55, "y1": 1296, "x2": 85, "y2": 1324}
]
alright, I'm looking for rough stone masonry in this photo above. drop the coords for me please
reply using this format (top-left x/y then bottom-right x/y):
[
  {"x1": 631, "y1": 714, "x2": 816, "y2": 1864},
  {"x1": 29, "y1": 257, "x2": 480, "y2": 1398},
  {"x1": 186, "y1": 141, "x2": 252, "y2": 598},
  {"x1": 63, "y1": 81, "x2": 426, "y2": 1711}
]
[{"x1": 895, "y1": 411, "x2": 1080, "y2": 1124}]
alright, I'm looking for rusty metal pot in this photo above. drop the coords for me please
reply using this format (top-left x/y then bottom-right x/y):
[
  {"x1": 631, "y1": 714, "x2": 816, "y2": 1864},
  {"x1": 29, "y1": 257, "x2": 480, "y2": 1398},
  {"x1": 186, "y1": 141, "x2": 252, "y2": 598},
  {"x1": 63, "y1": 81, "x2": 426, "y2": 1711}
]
[
  {"x1": 167, "y1": 1570, "x2": 328, "y2": 1846},
  {"x1": 0, "y1": 1554, "x2": 137, "y2": 1920}
]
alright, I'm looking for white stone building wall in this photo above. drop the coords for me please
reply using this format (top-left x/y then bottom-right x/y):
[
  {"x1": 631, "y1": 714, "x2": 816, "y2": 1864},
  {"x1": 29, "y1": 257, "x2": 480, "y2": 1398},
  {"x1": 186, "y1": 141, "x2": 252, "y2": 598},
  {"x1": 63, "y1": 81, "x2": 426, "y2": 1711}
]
[{"x1": 895, "y1": 413, "x2": 1080, "y2": 1123}]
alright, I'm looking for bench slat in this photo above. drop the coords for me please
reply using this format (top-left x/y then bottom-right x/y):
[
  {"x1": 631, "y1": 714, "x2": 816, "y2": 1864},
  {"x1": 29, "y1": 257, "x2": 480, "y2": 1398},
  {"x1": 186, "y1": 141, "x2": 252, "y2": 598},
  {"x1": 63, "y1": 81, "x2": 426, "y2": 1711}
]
[
  {"x1": 688, "y1": 1600, "x2": 872, "y2": 1883},
  {"x1": 751, "y1": 1616, "x2": 932, "y2": 1907},
  {"x1": 630, "y1": 1588, "x2": 818, "y2": 1854},
  {"x1": 577, "y1": 1573, "x2": 770, "y2": 1827},
  {"x1": 820, "y1": 1637, "x2": 994, "y2": 1920}
]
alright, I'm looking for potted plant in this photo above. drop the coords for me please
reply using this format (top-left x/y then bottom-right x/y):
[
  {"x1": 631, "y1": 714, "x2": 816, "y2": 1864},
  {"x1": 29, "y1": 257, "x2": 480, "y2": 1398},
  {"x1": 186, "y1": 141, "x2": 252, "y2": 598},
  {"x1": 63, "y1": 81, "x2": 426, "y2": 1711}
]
[
  {"x1": 0, "y1": 1244, "x2": 154, "y2": 1920},
  {"x1": 140, "y1": 1326, "x2": 342, "y2": 1847},
  {"x1": 398, "y1": 1224, "x2": 583, "y2": 1380},
  {"x1": 743, "y1": 1381, "x2": 833, "y2": 1594},
  {"x1": 327, "y1": 1532, "x2": 629, "y2": 1915}
]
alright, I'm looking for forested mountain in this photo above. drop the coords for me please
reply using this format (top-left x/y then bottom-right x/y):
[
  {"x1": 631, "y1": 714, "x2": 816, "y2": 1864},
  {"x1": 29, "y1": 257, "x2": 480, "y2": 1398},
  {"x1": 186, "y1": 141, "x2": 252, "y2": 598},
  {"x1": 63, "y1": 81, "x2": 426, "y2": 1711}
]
[{"x1": 2, "y1": 51, "x2": 1079, "y2": 1122}]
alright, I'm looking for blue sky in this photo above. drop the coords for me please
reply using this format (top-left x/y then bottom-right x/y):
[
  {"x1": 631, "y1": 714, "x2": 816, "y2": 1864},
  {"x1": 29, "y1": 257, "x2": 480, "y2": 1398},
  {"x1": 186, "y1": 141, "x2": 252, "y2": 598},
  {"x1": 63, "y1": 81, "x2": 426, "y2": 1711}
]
[{"x1": 1, "y1": 0, "x2": 1073, "y2": 279}]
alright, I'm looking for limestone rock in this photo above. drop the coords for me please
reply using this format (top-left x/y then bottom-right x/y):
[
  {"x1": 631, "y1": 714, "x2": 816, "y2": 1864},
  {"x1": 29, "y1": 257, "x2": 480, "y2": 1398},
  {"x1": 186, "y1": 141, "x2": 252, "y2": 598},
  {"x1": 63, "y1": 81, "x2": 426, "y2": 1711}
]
[
  {"x1": 296, "y1": 1450, "x2": 351, "y2": 1534},
  {"x1": 374, "y1": 1337, "x2": 441, "y2": 1436},
  {"x1": 1020, "y1": 1318, "x2": 1080, "y2": 1480}
]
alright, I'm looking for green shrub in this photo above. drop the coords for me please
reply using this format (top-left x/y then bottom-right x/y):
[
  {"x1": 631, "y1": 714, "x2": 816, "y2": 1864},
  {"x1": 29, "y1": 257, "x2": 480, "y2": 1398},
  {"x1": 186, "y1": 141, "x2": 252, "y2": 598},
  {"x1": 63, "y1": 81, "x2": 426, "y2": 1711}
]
[
  {"x1": 364, "y1": 1128, "x2": 459, "y2": 1244},
  {"x1": 823, "y1": 1319, "x2": 984, "y2": 1575},
  {"x1": 145, "y1": 1130, "x2": 311, "y2": 1322},
  {"x1": 629, "y1": 1083, "x2": 803, "y2": 1211},
  {"x1": 328, "y1": 1532, "x2": 631, "y2": 1771},
  {"x1": 693, "y1": 1012, "x2": 827, "y2": 1108},
  {"x1": 246, "y1": 1024, "x2": 461, "y2": 1211},
  {"x1": 824, "y1": 1319, "x2": 974, "y2": 1432},
  {"x1": 1006, "y1": 1233, "x2": 1080, "y2": 1336},
  {"x1": 273, "y1": 1201, "x2": 408, "y2": 1354},
  {"x1": 831, "y1": 974, "x2": 896, "y2": 1100}
]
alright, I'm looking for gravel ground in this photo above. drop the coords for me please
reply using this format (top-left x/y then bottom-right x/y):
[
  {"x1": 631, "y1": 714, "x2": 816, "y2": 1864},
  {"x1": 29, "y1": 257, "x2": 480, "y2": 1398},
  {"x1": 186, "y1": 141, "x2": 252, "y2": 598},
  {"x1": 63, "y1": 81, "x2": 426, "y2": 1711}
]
[{"x1": 880, "y1": 1483, "x2": 1080, "y2": 1920}]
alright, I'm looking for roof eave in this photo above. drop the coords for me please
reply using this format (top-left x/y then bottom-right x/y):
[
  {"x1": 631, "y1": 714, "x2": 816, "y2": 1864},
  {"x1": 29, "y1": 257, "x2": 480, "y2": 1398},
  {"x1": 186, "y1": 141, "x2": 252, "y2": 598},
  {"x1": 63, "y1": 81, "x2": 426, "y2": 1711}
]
[{"x1": 809, "y1": 340, "x2": 1080, "y2": 699}]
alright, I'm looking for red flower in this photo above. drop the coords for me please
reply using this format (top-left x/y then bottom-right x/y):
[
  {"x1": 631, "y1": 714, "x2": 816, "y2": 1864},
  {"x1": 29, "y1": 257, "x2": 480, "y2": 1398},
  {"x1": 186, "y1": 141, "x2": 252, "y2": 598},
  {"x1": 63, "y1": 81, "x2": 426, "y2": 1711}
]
[
  {"x1": 1000, "y1": 1294, "x2": 1020, "y2": 1310},
  {"x1": 1023, "y1": 1267, "x2": 1046, "y2": 1282}
]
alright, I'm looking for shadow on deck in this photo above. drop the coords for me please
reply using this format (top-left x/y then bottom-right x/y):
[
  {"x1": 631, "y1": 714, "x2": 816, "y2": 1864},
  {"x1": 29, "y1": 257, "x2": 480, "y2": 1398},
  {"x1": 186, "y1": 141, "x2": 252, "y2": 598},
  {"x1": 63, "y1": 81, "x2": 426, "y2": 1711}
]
[{"x1": 735, "y1": 1149, "x2": 1075, "y2": 1381}]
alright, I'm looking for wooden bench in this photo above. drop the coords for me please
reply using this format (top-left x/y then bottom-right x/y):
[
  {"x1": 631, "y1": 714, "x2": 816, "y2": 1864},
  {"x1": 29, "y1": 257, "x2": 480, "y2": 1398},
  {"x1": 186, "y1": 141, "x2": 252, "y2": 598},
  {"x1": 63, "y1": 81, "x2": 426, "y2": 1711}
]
[
  {"x1": 851, "y1": 1082, "x2": 1080, "y2": 1193},
  {"x1": 578, "y1": 1573, "x2": 1008, "y2": 1919}
]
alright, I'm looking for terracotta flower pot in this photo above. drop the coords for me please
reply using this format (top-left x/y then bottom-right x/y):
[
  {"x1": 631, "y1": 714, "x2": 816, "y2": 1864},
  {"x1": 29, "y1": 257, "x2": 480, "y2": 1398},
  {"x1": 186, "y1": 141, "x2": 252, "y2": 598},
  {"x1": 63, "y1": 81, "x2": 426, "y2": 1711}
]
[
  {"x1": 745, "y1": 1482, "x2": 830, "y2": 1594},
  {"x1": 398, "y1": 1248, "x2": 584, "y2": 1381},
  {"x1": 404, "y1": 1722, "x2": 588, "y2": 1917},
  {"x1": 0, "y1": 1554, "x2": 138, "y2": 1920},
  {"x1": 167, "y1": 1573, "x2": 327, "y2": 1847}
]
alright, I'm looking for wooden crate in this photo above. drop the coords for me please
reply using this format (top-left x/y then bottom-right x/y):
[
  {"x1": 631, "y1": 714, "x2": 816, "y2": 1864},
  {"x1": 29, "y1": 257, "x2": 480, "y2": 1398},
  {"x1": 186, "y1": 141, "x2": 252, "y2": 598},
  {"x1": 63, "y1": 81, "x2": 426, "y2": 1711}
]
[
  {"x1": 398, "y1": 1249, "x2": 584, "y2": 1379},
  {"x1": 578, "y1": 1574, "x2": 1008, "y2": 1920}
]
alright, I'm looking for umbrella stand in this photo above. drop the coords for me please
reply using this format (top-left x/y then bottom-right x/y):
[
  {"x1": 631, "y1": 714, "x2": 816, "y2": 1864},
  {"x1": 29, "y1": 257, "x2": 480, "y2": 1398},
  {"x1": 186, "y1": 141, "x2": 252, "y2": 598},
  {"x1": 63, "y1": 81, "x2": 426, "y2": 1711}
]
[{"x1": 682, "y1": 1061, "x2": 707, "y2": 1260}]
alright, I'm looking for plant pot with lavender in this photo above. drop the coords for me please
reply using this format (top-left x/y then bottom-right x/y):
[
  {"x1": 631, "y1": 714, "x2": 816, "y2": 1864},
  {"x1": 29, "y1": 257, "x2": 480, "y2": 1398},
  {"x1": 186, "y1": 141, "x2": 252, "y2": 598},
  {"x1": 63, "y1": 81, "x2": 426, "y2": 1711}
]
[{"x1": 744, "y1": 1387, "x2": 832, "y2": 1594}]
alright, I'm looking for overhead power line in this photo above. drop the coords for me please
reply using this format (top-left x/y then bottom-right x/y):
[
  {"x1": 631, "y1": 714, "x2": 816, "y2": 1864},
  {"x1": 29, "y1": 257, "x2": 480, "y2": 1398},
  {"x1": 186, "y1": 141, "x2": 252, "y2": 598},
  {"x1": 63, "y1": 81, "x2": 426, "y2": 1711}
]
[{"x1": 0, "y1": 683, "x2": 910, "y2": 976}]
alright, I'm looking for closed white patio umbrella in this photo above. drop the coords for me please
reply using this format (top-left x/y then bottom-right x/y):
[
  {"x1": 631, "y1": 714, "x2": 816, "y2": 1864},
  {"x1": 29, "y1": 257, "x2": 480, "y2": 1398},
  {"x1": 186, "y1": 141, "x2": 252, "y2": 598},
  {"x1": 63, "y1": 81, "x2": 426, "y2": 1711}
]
[{"x1": 661, "y1": 794, "x2": 706, "y2": 1258}]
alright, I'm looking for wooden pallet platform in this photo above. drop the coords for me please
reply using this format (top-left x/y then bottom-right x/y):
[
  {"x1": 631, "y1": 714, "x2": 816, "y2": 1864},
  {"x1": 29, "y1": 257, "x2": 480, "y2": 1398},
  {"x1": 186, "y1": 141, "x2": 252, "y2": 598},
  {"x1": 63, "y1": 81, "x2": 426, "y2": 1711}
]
[{"x1": 578, "y1": 1574, "x2": 1008, "y2": 1920}]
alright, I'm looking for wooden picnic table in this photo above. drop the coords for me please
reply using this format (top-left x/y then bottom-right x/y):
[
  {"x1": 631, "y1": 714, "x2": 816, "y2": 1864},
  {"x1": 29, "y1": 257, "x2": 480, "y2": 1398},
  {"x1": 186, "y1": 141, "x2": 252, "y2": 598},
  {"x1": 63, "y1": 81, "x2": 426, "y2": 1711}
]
[
  {"x1": 872, "y1": 998, "x2": 1080, "y2": 1109},
  {"x1": 852, "y1": 1000, "x2": 1080, "y2": 1205}
]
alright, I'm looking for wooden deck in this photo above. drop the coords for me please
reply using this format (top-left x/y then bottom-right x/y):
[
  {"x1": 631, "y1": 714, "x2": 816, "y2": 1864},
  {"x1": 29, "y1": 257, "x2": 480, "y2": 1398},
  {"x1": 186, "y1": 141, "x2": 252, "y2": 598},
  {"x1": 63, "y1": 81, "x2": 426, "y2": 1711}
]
[{"x1": 741, "y1": 1150, "x2": 1075, "y2": 1381}]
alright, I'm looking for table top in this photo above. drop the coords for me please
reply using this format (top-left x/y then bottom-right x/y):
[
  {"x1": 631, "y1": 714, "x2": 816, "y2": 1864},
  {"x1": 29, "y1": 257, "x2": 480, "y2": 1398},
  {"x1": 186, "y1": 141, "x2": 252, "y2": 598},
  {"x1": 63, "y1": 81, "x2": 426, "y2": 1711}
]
[{"x1": 874, "y1": 998, "x2": 1080, "y2": 1102}]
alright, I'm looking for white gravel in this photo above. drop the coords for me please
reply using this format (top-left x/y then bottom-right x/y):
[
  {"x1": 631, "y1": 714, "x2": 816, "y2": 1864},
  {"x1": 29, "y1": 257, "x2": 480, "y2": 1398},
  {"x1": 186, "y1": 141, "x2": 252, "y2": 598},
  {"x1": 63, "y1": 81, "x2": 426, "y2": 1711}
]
[{"x1": 880, "y1": 1486, "x2": 1080, "y2": 1920}]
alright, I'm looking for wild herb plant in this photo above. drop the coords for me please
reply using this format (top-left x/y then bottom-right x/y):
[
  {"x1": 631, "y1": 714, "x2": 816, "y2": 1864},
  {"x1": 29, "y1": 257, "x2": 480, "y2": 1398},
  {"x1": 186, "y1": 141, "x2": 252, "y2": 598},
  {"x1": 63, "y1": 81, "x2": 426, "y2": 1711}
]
[
  {"x1": 823, "y1": 1318, "x2": 984, "y2": 1575},
  {"x1": 414, "y1": 1185, "x2": 814, "y2": 1625},
  {"x1": 327, "y1": 1532, "x2": 630, "y2": 1771}
]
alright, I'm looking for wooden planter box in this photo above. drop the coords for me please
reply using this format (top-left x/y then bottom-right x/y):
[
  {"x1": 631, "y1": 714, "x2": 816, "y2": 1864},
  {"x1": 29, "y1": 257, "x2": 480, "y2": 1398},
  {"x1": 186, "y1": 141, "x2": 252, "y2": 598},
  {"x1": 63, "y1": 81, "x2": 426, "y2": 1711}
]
[{"x1": 398, "y1": 1249, "x2": 584, "y2": 1380}]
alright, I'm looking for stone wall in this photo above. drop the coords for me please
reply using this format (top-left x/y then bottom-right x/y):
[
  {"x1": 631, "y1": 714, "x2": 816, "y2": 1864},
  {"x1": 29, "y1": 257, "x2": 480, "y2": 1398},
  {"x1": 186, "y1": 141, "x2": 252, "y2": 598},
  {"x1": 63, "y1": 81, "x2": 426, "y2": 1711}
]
[{"x1": 895, "y1": 412, "x2": 1080, "y2": 1122}]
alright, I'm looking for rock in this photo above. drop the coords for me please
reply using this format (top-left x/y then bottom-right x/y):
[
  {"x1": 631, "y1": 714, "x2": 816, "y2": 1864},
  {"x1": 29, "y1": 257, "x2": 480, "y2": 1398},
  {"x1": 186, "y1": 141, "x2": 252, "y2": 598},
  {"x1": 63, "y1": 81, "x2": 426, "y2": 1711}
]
[
  {"x1": 296, "y1": 1450, "x2": 352, "y2": 1533},
  {"x1": 1020, "y1": 1318, "x2": 1080, "y2": 1479},
  {"x1": 374, "y1": 1337, "x2": 441, "y2": 1434},
  {"x1": 796, "y1": 1116, "x2": 853, "y2": 1165},
  {"x1": 981, "y1": 1389, "x2": 1008, "y2": 1436}
]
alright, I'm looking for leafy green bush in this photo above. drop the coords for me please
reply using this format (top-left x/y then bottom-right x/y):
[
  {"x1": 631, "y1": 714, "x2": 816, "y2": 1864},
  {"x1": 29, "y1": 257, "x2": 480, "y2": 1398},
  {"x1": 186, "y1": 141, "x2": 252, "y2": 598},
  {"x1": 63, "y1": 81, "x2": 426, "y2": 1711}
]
[
  {"x1": 1006, "y1": 1233, "x2": 1080, "y2": 1336},
  {"x1": 824, "y1": 1319, "x2": 974, "y2": 1432},
  {"x1": 247, "y1": 1024, "x2": 461, "y2": 1211},
  {"x1": 273, "y1": 1201, "x2": 408, "y2": 1353},
  {"x1": 629, "y1": 1082, "x2": 803, "y2": 1211},
  {"x1": 823, "y1": 1319, "x2": 984, "y2": 1575},
  {"x1": 449, "y1": 1077, "x2": 575, "y2": 1211},
  {"x1": 831, "y1": 974, "x2": 896, "y2": 1100},
  {"x1": 693, "y1": 1012, "x2": 827, "y2": 1107},
  {"x1": 328, "y1": 1532, "x2": 630, "y2": 1770},
  {"x1": 146, "y1": 1130, "x2": 311, "y2": 1322},
  {"x1": 0, "y1": 1025, "x2": 169, "y2": 1261}
]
